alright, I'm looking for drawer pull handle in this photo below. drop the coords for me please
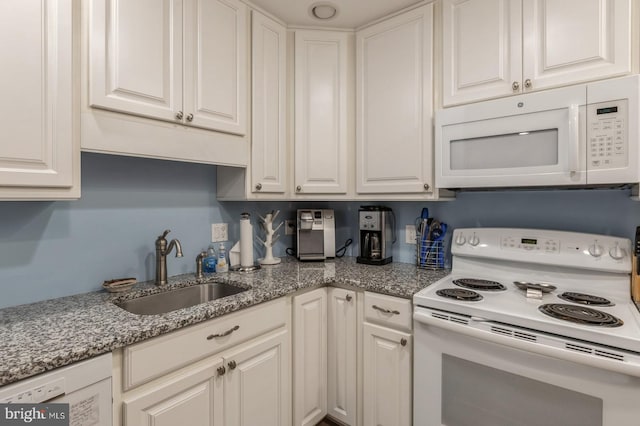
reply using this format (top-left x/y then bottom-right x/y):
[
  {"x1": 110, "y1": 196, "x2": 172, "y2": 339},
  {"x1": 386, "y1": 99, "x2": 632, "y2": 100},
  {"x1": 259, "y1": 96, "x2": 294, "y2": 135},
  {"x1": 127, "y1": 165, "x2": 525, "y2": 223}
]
[
  {"x1": 400, "y1": 338, "x2": 407, "y2": 347},
  {"x1": 228, "y1": 360, "x2": 237, "y2": 370},
  {"x1": 217, "y1": 366, "x2": 226, "y2": 376},
  {"x1": 207, "y1": 325, "x2": 240, "y2": 340},
  {"x1": 346, "y1": 294, "x2": 353, "y2": 302},
  {"x1": 372, "y1": 305, "x2": 400, "y2": 315}
]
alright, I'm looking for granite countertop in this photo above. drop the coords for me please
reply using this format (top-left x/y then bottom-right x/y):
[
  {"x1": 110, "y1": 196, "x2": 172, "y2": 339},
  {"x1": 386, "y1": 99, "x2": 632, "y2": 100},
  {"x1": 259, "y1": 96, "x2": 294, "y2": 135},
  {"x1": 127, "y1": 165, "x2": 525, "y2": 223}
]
[{"x1": 0, "y1": 257, "x2": 449, "y2": 387}]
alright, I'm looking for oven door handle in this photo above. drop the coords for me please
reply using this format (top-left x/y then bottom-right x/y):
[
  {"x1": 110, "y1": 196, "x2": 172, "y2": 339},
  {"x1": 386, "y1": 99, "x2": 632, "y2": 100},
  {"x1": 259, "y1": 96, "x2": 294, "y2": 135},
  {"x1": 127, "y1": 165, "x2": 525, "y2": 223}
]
[{"x1": 414, "y1": 309, "x2": 640, "y2": 378}]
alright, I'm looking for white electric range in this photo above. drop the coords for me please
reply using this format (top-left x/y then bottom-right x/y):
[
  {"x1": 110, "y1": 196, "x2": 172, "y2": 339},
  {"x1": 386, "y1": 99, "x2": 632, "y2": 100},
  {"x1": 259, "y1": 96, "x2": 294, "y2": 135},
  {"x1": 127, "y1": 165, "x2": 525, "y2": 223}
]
[{"x1": 413, "y1": 228, "x2": 640, "y2": 426}]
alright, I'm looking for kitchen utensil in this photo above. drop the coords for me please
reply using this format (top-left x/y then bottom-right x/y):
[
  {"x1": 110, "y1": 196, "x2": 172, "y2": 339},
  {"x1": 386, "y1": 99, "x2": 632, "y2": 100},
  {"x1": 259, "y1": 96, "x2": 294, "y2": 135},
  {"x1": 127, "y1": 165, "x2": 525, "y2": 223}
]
[
  {"x1": 102, "y1": 277, "x2": 137, "y2": 293},
  {"x1": 513, "y1": 281, "x2": 557, "y2": 293}
]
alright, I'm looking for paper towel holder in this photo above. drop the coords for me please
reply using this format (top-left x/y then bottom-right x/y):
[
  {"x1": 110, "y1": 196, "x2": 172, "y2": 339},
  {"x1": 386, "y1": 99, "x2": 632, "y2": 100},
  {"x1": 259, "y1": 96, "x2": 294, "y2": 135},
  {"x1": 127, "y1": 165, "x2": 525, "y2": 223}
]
[{"x1": 230, "y1": 212, "x2": 261, "y2": 273}]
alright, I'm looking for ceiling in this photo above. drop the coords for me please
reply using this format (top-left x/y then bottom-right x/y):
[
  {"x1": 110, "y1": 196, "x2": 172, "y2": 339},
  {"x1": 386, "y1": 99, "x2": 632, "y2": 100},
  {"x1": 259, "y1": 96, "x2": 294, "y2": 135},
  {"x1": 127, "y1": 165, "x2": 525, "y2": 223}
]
[{"x1": 249, "y1": 0, "x2": 423, "y2": 29}]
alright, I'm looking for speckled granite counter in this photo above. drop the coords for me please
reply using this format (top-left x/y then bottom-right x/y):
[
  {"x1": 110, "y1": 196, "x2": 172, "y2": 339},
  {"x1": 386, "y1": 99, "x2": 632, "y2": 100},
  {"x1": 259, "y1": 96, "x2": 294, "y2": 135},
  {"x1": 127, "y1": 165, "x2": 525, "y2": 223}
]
[{"x1": 0, "y1": 257, "x2": 448, "y2": 386}]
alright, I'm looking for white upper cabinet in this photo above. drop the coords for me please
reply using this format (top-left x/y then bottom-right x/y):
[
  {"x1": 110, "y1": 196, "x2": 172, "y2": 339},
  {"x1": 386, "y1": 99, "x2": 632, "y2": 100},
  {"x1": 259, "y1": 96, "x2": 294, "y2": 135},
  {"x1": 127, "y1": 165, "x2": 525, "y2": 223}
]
[
  {"x1": 90, "y1": 0, "x2": 247, "y2": 135},
  {"x1": 294, "y1": 30, "x2": 350, "y2": 194},
  {"x1": 442, "y1": 0, "x2": 632, "y2": 106},
  {"x1": 0, "y1": 0, "x2": 79, "y2": 199},
  {"x1": 522, "y1": 0, "x2": 632, "y2": 91},
  {"x1": 356, "y1": 4, "x2": 434, "y2": 194},
  {"x1": 251, "y1": 11, "x2": 287, "y2": 194}
]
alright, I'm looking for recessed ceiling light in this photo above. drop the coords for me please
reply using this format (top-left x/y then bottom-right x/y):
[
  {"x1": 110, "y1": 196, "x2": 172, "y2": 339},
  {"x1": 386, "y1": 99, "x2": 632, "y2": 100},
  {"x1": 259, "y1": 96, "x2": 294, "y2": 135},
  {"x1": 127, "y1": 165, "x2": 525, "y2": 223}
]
[{"x1": 309, "y1": 2, "x2": 338, "y2": 20}]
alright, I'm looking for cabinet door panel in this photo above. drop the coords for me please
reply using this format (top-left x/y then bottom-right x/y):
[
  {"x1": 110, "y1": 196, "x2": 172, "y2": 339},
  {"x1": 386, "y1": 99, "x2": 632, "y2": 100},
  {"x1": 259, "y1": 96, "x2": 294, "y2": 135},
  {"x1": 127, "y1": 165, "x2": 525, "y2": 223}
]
[
  {"x1": 123, "y1": 358, "x2": 223, "y2": 426},
  {"x1": 294, "y1": 31, "x2": 349, "y2": 194},
  {"x1": 363, "y1": 323, "x2": 411, "y2": 426},
  {"x1": 251, "y1": 11, "x2": 287, "y2": 193},
  {"x1": 184, "y1": 0, "x2": 247, "y2": 134},
  {"x1": 89, "y1": 0, "x2": 183, "y2": 120},
  {"x1": 522, "y1": 0, "x2": 631, "y2": 90},
  {"x1": 442, "y1": 0, "x2": 522, "y2": 105},
  {"x1": 224, "y1": 330, "x2": 290, "y2": 426},
  {"x1": 293, "y1": 289, "x2": 327, "y2": 426},
  {"x1": 0, "y1": 0, "x2": 74, "y2": 189},
  {"x1": 327, "y1": 288, "x2": 357, "y2": 425},
  {"x1": 357, "y1": 5, "x2": 433, "y2": 193}
]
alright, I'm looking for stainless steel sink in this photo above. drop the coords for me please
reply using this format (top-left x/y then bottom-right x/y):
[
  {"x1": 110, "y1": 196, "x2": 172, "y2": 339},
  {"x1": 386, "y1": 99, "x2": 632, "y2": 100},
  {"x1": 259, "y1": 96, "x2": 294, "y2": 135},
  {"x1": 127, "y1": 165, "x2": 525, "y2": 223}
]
[{"x1": 117, "y1": 283, "x2": 247, "y2": 315}]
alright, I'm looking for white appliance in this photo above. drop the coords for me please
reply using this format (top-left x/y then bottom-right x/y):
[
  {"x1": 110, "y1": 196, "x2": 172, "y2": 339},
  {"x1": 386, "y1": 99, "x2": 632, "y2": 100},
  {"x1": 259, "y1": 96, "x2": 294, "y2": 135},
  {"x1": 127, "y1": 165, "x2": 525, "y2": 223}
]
[
  {"x1": 435, "y1": 75, "x2": 640, "y2": 189},
  {"x1": 413, "y1": 228, "x2": 640, "y2": 426},
  {"x1": 0, "y1": 353, "x2": 112, "y2": 425}
]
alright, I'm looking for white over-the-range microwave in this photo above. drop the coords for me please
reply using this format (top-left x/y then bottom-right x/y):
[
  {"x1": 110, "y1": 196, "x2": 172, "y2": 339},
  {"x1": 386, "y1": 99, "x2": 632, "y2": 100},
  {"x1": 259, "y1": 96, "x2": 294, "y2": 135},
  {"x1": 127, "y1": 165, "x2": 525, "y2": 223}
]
[{"x1": 435, "y1": 75, "x2": 640, "y2": 189}]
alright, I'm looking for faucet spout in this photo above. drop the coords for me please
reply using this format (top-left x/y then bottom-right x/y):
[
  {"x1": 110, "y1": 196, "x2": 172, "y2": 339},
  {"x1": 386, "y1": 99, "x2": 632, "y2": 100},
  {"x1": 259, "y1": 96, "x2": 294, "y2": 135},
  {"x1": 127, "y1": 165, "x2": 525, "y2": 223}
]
[{"x1": 155, "y1": 229, "x2": 183, "y2": 286}]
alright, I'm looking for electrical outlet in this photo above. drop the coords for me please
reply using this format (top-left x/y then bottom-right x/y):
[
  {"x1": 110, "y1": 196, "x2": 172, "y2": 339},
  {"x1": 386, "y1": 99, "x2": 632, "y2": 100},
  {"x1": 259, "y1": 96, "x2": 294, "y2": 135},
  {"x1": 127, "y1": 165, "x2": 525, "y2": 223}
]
[
  {"x1": 285, "y1": 220, "x2": 295, "y2": 235},
  {"x1": 211, "y1": 223, "x2": 228, "y2": 242},
  {"x1": 406, "y1": 225, "x2": 417, "y2": 244}
]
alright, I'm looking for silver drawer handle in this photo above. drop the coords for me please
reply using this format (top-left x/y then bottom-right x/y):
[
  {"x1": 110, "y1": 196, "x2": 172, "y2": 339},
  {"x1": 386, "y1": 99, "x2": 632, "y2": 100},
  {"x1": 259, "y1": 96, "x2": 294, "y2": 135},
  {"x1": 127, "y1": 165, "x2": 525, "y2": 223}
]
[
  {"x1": 207, "y1": 325, "x2": 240, "y2": 340},
  {"x1": 372, "y1": 305, "x2": 400, "y2": 315}
]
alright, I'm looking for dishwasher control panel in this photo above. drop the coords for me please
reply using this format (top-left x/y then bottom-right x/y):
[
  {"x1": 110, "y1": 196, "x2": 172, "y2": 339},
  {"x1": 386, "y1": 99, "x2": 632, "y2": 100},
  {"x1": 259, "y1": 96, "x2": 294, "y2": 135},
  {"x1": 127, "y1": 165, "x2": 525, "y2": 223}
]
[{"x1": 0, "y1": 377, "x2": 65, "y2": 404}]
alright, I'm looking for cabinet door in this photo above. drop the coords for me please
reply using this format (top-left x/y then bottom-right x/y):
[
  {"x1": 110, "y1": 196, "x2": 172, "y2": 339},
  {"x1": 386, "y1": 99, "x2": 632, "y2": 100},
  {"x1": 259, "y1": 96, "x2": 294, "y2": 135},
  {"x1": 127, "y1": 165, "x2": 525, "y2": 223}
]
[
  {"x1": 89, "y1": 0, "x2": 183, "y2": 122},
  {"x1": 251, "y1": 11, "x2": 287, "y2": 193},
  {"x1": 442, "y1": 0, "x2": 522, "y2": 106},
  {"x1": 522, "y1": 0, "x2": 631, "y2": 91},
  {"x1": 0, "y1": 0, "x2": 77, "y2": 195},
  {"x1": 356, "y1": 5, "x2": 433, "y2": 194},
  {"x1": 123, "y1": 358, "x2": 224, "y2": 426},
  {"x1": 327, "y1": 288, "x2": 357, "y2": 425},
  {"x1": 183, "y1": 0, "x2": 247, "y2": 134},
  {"x1": 294, "y1": 30, "x2": 349, "y2": 194},
  {"x1": 293, "y1": 289, "x2": 327, "y2": 426},
  {"x1": 363, "y1": 323, "x2": 411, "y2": 426},
  {"x1": 223, "y1": 329, "x2": 290, "y2": 426}
]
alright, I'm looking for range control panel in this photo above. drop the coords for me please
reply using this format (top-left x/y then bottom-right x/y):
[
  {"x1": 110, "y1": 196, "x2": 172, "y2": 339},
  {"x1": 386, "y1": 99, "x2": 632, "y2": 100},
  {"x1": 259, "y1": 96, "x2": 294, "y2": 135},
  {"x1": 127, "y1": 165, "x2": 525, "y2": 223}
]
[
  {"x1": 587, "y1": 100, "x2": 628, "y2": 169},
  {"x1": 452, "y1": 228, "x2": 631, "y2": 273}
]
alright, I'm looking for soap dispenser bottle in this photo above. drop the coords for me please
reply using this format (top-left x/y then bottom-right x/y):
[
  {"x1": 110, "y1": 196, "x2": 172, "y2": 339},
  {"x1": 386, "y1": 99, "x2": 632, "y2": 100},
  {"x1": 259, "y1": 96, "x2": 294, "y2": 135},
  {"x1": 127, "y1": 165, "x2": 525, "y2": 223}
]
[
  {"x1": 203, "y1": 243, "x2": 217, "y2": 273},
  {"x1": 216, "y1": 243, "x2": 229, "y2": 273}
]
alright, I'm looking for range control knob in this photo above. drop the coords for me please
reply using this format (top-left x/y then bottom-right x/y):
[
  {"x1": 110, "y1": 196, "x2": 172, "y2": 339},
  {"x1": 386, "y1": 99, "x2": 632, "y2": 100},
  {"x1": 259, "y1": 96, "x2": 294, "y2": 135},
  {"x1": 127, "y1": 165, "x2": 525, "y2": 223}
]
[
  {"x1": 588, "y1": 241, "x2": 604, "y2": 257},
  {"x1": 468, "y1": 233, "x2": 480, "y2": 247},
  {"x1": 609, "y1": 242, "x2": 626, "y2": 260},
  {"x1": 454, "y1": 234, "x2": 466, "y2": 246}
]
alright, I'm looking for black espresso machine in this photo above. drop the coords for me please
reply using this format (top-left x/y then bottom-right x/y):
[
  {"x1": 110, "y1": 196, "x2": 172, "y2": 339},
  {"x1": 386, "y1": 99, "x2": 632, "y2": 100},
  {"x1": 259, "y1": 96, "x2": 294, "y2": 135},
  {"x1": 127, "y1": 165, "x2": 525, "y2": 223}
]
[{"x1": 356, "y1": 206, "x2": 395, "y2": 265}]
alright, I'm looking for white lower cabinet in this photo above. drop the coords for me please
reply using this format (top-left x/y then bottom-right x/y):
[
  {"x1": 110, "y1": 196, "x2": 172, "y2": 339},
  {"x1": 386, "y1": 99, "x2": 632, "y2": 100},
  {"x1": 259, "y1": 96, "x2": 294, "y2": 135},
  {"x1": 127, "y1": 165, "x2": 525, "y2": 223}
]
[
  {"x1": 362, "y1": 323, "x2": 412, "y2": 426},
  {"x1": 114, "y1": 299, "x2": 290, "y2": 426},
  {"x1": 223, "y1": 329, "x2": 290, "y2": 426},
  {"x1": 293, "y1": 288, "x2": 328, "y2": 426},
  {"x1": 327, "y1": 288, "x2": 357, "y2": 425}
]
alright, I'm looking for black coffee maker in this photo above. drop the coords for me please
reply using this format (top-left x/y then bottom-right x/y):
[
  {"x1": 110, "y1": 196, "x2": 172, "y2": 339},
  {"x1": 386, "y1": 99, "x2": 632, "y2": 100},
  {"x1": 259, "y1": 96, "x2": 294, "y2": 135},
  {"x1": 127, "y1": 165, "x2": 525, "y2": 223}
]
[{"x1": 356, "y1": 206, "x2": 394, "y2": 265}]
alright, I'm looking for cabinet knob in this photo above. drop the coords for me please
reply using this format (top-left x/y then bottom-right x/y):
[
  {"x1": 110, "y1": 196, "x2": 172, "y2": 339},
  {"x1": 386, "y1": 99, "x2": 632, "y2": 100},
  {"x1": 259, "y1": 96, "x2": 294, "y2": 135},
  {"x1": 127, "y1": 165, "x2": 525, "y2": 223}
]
[
  {"x1": 228, "y1": 360, "x2": 237, "y2": 370},
  {"x1": 255, "y1": 183, "x2": 262, "y2": 191},
  {"x1": 217, "y1": 366, "x2": 226, "y2": 376},
  {"x1": 512, "y1": 81, "x2": 520, "y2": 91},
  {"x1": 186, "y1": 113, "x2": 194, "y2": 122},
  {"x1": 423, "y1": 183, "x2": 430, "y2": 191},
  {"x1": 346, "y1": 294, "x2": 353, "y2": 302},
  {"x1": 296, "y1": 185, "x2": 302, "y2": 192},
  {"x1": 524, "y1": 79, "x2": 532, "y2": 89},
  {"x1": 175, "y1": 111, "x2": 184, "y2": 120},
  {"x1": 400, "y1": 338, "x2": 407, "y2": 347}
]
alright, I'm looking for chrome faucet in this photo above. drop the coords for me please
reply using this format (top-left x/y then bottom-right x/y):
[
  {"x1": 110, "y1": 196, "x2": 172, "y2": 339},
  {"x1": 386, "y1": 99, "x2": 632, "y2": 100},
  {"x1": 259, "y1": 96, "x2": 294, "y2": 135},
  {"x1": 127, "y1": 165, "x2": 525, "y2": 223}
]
[
  {"x1": 195, "y1": 251, "x2": 207, "y2": 280},
  {"x1": 155, "y1": 229, "x2": 183, "y2": 285}
]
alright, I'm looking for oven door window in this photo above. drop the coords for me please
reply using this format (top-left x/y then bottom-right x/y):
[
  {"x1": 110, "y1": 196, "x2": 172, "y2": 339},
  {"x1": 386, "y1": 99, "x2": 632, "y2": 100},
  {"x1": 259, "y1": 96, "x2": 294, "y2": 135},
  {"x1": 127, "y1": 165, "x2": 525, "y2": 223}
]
[{"x1": 442, "y1": 354, "x2": 602, "y2": 426}]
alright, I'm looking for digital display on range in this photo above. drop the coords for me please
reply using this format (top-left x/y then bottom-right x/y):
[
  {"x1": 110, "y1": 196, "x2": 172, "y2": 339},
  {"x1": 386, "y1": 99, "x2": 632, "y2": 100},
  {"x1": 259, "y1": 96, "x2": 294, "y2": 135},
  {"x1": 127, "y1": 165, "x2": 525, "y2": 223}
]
[
  {"x1": 521, "y1": 238, "x2": 537, "y2": 245},
  {"x1": 597, "y1": 106, "x2": 618, "y2": 115}
]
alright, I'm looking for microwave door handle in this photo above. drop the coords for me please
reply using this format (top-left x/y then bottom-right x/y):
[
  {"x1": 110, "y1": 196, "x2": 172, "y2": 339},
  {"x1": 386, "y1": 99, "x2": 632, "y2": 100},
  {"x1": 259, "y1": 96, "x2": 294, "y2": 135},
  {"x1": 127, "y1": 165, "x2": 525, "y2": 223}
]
[{"x1": 568, "y1": 104, "x2": 580, "y2": 176}]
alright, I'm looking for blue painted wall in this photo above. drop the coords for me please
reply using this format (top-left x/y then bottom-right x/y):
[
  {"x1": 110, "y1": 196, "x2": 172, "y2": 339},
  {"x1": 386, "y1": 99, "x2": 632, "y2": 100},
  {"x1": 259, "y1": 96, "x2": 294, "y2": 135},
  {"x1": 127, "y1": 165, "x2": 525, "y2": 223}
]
[{"x1": 1, "y1": 153, "x2": 638, "y2": 308}]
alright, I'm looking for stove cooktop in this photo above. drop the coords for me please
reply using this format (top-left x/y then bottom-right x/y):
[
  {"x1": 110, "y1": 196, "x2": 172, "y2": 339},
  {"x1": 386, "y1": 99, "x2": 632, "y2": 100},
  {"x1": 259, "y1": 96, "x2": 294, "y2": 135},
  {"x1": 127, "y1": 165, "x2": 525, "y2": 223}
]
[{"x1": 413, "y1": 228, "x2": 640, "y2": 353}]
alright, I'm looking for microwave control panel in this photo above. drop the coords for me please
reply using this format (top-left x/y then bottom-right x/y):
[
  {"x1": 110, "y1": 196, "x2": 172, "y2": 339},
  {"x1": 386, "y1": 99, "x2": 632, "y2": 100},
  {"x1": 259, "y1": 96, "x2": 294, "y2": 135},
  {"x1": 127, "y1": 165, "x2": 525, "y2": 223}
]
[{"x1": 587, "y1": 100, "x2": 628, "y2": 169}]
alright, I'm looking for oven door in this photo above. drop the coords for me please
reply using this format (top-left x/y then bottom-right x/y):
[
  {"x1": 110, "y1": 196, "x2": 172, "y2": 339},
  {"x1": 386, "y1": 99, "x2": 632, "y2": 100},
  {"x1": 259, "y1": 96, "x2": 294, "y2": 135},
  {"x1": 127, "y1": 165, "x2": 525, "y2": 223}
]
[
  {"x1": 435, "y1": 85, "x2": 586, "y2": 189},
  {"x1": 414, "y1": 307, "x2": 640, "y2": 426}
]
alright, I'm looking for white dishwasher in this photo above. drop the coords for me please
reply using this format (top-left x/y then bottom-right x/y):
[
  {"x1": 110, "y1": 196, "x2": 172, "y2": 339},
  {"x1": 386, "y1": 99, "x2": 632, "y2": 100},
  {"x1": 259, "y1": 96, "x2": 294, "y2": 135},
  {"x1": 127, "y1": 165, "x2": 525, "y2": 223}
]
[{"x1": 0, "y1": 353, "x2": 112, "y2": 425}]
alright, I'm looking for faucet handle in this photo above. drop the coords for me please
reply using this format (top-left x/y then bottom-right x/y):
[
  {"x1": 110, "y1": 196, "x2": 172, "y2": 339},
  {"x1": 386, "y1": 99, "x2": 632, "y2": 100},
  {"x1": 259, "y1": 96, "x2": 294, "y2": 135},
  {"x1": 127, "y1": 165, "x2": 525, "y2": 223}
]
[{"x1": 161, "y1": 229, "x2": 171, "y2": 239}]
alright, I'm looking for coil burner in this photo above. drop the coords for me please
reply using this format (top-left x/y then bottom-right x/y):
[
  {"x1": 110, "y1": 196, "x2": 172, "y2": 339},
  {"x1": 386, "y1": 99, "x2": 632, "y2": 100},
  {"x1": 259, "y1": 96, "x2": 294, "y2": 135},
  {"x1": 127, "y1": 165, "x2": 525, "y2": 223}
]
[
  {"x1": 453, "y1": 278, "x2": 506, "y2": 291},
  {"x1": 436, "y1": 288, "x2": 483, "y2": 302},
  {"x1": 538, "y1": 304, "x2": 623, "y2": 327},
  {"x1": 557, "y1": 292, "x2": 614, "y2": 307}
]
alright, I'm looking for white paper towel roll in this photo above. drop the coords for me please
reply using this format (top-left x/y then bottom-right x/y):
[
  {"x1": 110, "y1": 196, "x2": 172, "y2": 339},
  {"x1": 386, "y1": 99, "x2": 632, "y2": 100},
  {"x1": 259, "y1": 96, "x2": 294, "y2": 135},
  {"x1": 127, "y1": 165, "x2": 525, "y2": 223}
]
[{"x1": 240, "y1": 213, "x2": 254, "y2": 267}]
